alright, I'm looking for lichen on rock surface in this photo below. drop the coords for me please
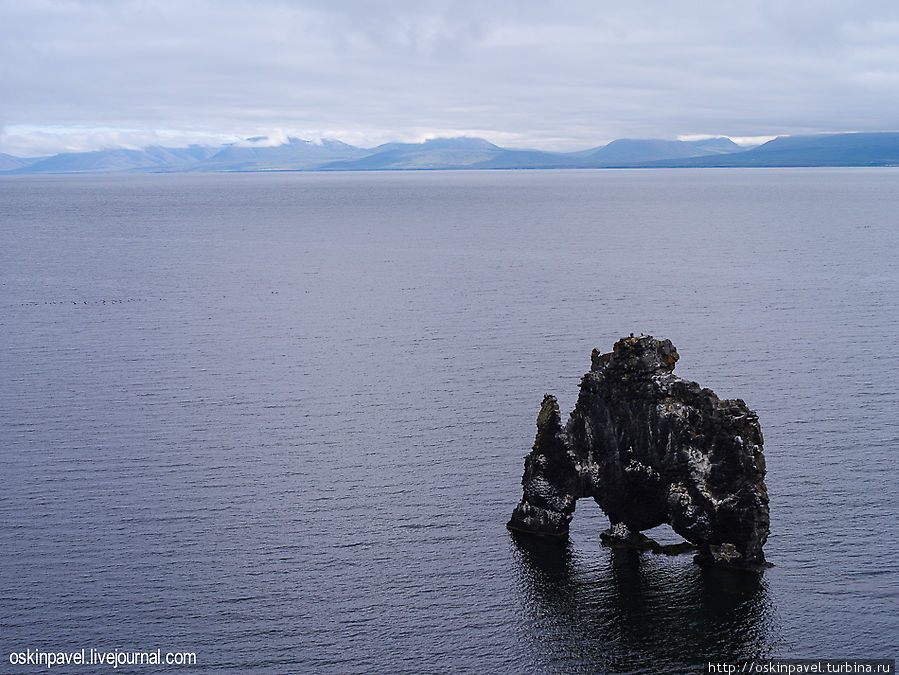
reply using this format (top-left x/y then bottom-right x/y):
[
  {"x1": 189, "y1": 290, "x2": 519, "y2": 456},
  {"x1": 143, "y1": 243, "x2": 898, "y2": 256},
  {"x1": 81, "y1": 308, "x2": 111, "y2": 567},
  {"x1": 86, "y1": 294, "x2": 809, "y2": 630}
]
[{"x1": 508, "y1": 335, "x2": 770, "y2": 570}]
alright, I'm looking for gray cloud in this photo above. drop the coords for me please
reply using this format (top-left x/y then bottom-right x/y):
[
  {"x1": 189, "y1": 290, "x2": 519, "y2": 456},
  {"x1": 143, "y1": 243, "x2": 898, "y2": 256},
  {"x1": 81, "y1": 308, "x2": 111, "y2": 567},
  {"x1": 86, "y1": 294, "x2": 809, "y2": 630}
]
[{"x1": 2, "y1": 0, "x2": 899, "y2": 154}]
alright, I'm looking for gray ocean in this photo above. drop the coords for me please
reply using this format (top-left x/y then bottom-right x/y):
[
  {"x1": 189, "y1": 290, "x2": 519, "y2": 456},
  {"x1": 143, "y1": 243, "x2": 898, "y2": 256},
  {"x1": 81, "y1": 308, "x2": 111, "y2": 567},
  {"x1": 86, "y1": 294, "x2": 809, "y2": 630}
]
[{"x1": 1, "y1": 169, "x2": 897, "y2": 674}]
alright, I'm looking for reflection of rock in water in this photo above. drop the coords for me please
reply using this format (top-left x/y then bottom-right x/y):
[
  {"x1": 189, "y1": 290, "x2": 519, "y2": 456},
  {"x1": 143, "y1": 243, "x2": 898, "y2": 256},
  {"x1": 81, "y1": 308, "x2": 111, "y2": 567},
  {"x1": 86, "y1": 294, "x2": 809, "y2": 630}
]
[
  {"x1": 511, "y1": 532, "x2": 778, "y2": 672},
  {"x1": 509, "y1": 335, "x2": 770, "y2": 570}
]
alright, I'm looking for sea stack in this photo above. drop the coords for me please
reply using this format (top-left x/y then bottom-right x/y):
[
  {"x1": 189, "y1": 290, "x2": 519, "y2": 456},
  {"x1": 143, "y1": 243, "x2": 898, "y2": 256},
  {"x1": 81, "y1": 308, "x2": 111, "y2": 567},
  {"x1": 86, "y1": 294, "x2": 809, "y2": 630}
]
[{"x1": 508, "y1": 335, "x2": 769, "y2": 570}]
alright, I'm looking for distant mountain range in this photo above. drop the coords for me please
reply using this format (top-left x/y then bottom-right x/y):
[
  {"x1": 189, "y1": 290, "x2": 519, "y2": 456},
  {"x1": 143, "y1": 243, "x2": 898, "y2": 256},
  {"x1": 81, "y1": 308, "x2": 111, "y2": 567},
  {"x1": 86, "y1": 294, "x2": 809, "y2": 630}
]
[
  {"x1": 630, "y1": 132, "x2": 899, "y2": 167},
  {"x1": 3, "y1": 132, "x2": 898, "y2": 174},
  {"x1": 0, "y1": 152, "x2": 33, "y2": 171}
]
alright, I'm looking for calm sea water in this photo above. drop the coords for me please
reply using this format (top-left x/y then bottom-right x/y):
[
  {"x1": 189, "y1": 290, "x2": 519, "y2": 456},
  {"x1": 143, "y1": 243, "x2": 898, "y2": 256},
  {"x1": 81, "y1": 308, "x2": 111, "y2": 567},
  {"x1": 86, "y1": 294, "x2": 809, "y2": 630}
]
[{"x1": 1, "y1": 169, "x2": 897, "y2": 674}]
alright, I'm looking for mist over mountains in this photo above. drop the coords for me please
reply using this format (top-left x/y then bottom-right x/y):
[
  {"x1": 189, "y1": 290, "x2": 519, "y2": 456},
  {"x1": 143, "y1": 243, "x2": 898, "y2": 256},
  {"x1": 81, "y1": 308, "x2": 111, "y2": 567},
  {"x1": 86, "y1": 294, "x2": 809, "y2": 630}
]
[{"x1": 3, "y1": 132, "x2": 898, "y2": 174}]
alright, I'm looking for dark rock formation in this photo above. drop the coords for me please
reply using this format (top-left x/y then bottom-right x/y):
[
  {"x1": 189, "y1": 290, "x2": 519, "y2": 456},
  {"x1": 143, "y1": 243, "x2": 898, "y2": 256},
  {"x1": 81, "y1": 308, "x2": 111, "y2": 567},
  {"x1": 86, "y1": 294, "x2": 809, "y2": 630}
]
[{"x1": 508, "y1": 336, "x2": 769, "y2": 570}]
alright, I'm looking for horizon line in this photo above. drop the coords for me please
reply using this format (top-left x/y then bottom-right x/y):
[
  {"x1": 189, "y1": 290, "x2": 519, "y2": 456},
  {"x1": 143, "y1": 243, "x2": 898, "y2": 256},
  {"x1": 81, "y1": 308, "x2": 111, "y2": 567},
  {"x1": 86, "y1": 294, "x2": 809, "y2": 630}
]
[{"x1": 7, "y1": 128, "x2": 899, "y2": 159}]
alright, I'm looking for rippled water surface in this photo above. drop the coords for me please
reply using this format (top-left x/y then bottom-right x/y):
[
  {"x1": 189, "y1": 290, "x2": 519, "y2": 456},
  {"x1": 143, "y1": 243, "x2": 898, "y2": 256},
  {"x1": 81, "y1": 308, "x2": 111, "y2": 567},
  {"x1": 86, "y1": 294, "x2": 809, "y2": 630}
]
[{"x1": 1, "y1": 169, "x2": 897, "y2": 673}]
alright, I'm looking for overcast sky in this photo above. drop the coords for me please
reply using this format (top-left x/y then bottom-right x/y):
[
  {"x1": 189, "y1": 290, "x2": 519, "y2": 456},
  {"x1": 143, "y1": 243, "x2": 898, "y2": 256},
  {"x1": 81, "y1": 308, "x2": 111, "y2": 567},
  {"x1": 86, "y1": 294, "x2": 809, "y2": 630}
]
[{"x1": 2, "y1": 0, "x2": 898, "y2": 155}]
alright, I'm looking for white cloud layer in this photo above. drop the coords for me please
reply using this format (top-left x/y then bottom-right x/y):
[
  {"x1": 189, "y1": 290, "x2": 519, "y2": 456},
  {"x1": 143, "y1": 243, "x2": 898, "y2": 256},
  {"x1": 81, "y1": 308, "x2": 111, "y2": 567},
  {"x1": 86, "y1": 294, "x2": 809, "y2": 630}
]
[{"x1": 2, "y1": 0, "x2": 898, "y2": 155}]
